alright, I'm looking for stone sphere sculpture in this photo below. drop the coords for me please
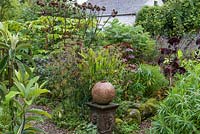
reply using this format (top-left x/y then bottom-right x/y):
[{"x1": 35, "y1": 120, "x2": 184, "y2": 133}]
[{"x1": 92, "y1": 81, "x2": 115, "y2": 105}]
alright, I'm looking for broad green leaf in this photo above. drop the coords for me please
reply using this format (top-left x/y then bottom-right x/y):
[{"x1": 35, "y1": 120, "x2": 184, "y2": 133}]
[
  {"x1": 14, "y1": 70, "x2": 22, "y2": 82},
  {"x1": 39, "y1": 81, "x2": 48, "y2": 88},
  {"x1": 24, "y1": 99, "x2": 33, "y2": 106},
  {"x1": 27, "y1": 88, "x2": 49, "y2": 99},
  {"x1": 23, "y1": 127, "x2": 45, "y2": 134},
  {"x1": 0, "y1": 55, "x2": 9, "y2": 73},
  {"x1": 178, "y1": 49, "x2": 183, "y2": 59},
  {"x1": 15, "y1": 61, "x2": 27, "y2": 82},
  {"x1": 4, "y1": 91, "x2": 20, "y2": 103},
  {"x1": 16, "y1": 61, "x2": 32, "y2": 79},
  {"x1": 26, "y1": 76, "x2": 39, "y2": 91},
  {"x1": 27, "y1": 108, "x2": 52, "y2": 119},
  {"x1": 26, "y1": 116, "x2": 44, "y2": 123},
  {"x1": 14, "y1": 81, "x2": 26, "y2": 97}
]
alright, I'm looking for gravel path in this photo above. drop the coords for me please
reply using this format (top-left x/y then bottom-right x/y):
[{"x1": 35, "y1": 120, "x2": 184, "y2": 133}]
[
  {"x1": 139, "y1": 119, "x2": 152, "y2": 134},
  {"x1": 31, "y1": 105, "x2": 69, "y2": 134},
  {"x1": 35, "y1": 120, "x2": 68, "y2": 134}
]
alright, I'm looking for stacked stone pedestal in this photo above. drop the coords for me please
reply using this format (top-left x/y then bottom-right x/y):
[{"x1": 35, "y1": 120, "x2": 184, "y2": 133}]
[{"x1": 87, "y1": 102, "x2": 119, "y2": 134}]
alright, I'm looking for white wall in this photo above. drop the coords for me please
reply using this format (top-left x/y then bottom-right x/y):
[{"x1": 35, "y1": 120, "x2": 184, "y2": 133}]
[
  {"x1": 145, "y1": 0, "x2": 163, "y2": 6},
  {"x1": 100, "y1": 15, "x2": 136, "y2": 26},
  {"x1": 98, "y1": 0, "x2": 163, "y2": 26}
]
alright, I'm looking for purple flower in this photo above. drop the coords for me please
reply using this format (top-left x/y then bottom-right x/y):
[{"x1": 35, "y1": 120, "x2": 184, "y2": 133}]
[
  {"x1": 122, "y1": 58, "x2": 128, "y2": 62},
  {"x1": 127, "y1": 55, "x2": 135, "y2": 59},
  {"x1": 125, "y1": 48, "x2": 134, "y2": 52}
]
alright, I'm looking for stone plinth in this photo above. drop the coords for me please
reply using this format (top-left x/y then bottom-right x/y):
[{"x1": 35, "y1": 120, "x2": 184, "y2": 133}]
[{"x1": 87, "y1": 102, "x2": 119, "y2": 134}]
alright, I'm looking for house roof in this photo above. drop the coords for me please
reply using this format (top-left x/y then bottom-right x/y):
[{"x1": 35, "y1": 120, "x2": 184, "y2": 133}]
[{"x1": 87, "y1": 0, "x2": 148, "y2": 15}]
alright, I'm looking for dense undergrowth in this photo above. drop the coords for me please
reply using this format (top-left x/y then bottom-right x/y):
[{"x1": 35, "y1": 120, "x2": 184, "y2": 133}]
[{"x1": 0, "y1": 0, "x2": 200, "y2": 134}]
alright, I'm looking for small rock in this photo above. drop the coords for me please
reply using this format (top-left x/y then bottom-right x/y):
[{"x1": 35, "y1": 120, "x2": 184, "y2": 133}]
[
  {"x1": 139, "y1": 98, "x2": 158, "y2": 120},
  {"x1": 127, "y1": 109, "x2": 141, "y2": 124}
]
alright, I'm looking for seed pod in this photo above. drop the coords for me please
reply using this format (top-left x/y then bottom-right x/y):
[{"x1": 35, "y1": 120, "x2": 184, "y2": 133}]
[
  {"x1": 74, "y1": 2, "x2": 78, "y2": 6},
  {"x1": 87, "y1": 3, "x2": 93, "y2": 9},
  {"x1": 101, "y1": 6, "x2": 106, "y2": 11},
  {"x1": 82, "y1": 2, "x2": 87, "y2": 8},
  {"x1": 96, "y1": 6, "x2": 101, "y2": 11},
  {"x1": 112, "y1": 9, "x2": 118, "y2": 17}
]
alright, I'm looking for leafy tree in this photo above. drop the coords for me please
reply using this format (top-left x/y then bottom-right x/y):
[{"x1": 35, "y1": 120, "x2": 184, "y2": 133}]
[{"x1": 136, "y1": 0, "x2": 200, "y2": 37}]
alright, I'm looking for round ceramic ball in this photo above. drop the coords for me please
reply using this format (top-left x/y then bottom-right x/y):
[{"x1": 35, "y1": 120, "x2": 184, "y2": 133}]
[{"x1": 92, "y1": 81, "x2": 115, "y2": 104}]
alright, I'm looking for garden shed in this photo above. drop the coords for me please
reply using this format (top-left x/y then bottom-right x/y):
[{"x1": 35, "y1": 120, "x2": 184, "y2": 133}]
[{"x1": 87, "y1": 0, "x2": 163, "y2": 25}]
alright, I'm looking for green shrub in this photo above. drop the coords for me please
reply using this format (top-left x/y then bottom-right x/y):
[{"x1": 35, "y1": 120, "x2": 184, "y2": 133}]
[
  {"x1": 35, "y1": 46, "x2": 79, "y2": 100},
  {"x1": 124, "y1": 64, "x2": 168, "y2": 99},
  {"x1": 136, "y1": 0, "x2": 200, "y2": 37},
  {"x1": 101, "y1": 19, "x2": 156, "y2": 63},
  {"x1": 151, "y1": 61, "x2": 200, "y2": 134},
  {"x1": 135, "y1": 6, "x2": 165, "y2": 36}
]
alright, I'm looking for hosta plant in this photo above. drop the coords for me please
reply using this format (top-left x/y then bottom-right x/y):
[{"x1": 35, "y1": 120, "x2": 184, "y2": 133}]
[{"x1": 0, "y1": 68, "x2": 51, "y2": 134}]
